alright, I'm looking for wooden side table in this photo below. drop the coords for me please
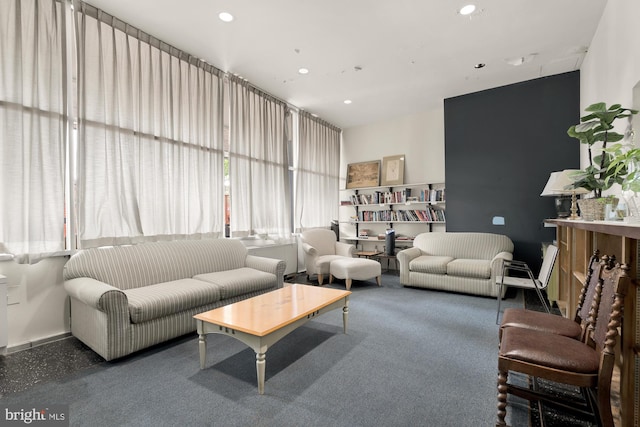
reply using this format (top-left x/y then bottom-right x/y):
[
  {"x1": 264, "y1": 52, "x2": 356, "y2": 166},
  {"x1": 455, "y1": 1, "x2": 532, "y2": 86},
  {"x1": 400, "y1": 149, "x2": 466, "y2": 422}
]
[
  {"x1": 375, "y1": 254, "x2": 398, "y2": 271},
  {"x1": 355, "y1": 251, "x2": 381, "y2": 258}
]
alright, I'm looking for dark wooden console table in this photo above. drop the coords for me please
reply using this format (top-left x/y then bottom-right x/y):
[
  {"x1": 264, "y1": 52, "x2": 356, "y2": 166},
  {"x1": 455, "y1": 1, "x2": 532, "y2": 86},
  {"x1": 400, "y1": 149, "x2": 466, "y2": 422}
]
[{"x1": 546, "y1": 219, "x2": 639, "y2": 427}]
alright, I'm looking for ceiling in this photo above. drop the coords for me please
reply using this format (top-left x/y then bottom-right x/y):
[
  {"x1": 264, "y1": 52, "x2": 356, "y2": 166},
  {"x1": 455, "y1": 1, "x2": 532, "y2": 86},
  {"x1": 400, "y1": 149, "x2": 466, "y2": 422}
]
[{"x1": 83, "y1": 0, "x2": 608, "y2": 129}]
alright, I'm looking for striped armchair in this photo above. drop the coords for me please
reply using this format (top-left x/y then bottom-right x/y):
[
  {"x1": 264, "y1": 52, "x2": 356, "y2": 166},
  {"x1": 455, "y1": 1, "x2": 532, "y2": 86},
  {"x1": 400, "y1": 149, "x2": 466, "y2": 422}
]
[
  {"x1": 397, "y1": 232, "x2": 514, "y2": 297},
  {"x1": 63, "y1": 239, "x2": 285, "y2": 361}
]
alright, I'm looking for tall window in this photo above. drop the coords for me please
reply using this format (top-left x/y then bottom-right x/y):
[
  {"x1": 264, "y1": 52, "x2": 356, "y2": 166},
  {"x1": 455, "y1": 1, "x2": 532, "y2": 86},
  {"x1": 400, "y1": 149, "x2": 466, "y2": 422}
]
[
  {"x1": 1, "y1": 0, "x2": 342, "y2": 259},
  {"x1": 294, "y1": 111, "x2": 341, "y2": 230},
  {"x1": 74, "y1": 4, "x2": 225, "y2": 248},
  {"x1": 228, "y1": 75, "x2": 292, "y2": 239},
  {"x1": 0, "y1": 0, "x2": 68, "y2": 262}
]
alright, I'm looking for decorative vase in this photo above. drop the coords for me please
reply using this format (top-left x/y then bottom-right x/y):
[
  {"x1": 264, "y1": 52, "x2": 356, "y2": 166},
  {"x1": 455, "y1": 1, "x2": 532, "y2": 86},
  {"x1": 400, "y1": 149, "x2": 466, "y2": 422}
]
[{"x1": 578, "y1": 198, "x2": 619, "y2": 221}]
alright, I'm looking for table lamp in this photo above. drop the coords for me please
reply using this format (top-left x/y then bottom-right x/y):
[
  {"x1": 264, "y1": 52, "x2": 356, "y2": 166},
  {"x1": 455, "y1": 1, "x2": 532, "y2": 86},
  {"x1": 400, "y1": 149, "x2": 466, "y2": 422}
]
[{"x1": 540, "y1": 170, "x2": 589, "y2": 220}]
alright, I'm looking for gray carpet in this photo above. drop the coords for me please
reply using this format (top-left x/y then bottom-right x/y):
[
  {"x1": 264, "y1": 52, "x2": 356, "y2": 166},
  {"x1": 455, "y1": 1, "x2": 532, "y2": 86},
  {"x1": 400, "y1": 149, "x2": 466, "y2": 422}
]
[{"x1": 1, "y1": 274, "x2": 528, "y2": 426}]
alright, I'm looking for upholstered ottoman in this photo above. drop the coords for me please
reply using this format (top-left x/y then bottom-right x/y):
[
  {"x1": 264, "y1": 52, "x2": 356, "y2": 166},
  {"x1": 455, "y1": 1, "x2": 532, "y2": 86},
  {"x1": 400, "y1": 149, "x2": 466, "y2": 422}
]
[{"x1": 329, "y1": 258, "x2": 382, "y2": 290}]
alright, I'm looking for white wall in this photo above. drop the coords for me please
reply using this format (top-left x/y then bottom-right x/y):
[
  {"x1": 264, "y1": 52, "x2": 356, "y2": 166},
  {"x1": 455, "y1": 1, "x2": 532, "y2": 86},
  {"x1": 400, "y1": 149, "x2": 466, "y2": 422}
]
[
  {"x1": 579, "y1": 0, "x2": 640, "y2": 168},
  {"x1": 0, "y1": 257, "x2": 69, "y2": 352},
  {"x1": 341, "y1": 107, "x2": 445, "y2": 185}
]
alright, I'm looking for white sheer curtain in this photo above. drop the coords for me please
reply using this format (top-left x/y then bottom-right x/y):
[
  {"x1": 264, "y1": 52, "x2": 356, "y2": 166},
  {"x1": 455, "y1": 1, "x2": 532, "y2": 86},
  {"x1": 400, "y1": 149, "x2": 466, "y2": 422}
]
[
  {"x1": 228, "y1": 75, "x2": 291, "y2": 239},
  {"x1": 0, "y1": 0, "x2": 68, "y2": 262},
  {"x1": 294, "y1": 111, "x2": 341, "y2": 230},
  {"x1": 75, "y1": 4, "x2": 225, "y2": 248}
]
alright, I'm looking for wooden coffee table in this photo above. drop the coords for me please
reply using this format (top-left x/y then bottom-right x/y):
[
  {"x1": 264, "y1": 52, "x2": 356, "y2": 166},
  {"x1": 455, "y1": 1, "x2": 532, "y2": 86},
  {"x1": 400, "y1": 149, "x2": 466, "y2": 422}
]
[{"x1": 194, "y1": 284, "x2": 351, "y2": 394}]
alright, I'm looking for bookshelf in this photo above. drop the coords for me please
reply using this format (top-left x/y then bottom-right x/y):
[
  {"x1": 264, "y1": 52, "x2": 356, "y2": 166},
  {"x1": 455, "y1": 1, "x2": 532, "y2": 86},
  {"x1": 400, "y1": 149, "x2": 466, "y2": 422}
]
[{"x1": 339, "y1": 182, "x2": 445, "y2": 250}]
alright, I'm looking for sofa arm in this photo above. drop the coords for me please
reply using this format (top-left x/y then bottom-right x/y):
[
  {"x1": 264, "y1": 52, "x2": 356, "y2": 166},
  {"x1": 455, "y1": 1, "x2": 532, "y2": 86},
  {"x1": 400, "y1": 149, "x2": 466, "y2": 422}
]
[
  {"x1": 64, "y1": 277, "x2": 130, "y2": 361},
  {"x1": 335, "y1": 241, "x2": 355, "y2": 257},
  {"x1": 397, "y1": 247, "x2": 423, "y2": 285},
  {"x1": 245, "y1": 255, "x2": 286, "y2": 288},
  {"x1": 491, "y1": 251, "x2": 514, "y2": 279},
  {"x1": 64, "y1": 277, "x2": 127, "y2": 311}
]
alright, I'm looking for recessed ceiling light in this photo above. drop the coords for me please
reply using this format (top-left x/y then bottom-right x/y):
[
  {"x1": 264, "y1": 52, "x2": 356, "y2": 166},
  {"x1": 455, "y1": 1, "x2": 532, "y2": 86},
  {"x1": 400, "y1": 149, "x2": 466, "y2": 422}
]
[
  {"x1": 344, "y1": 99, "x2": 352, "y2": 105},
  {"x1": 298, "y1": 68, "x2": 309, "y2": 75},
  {"x1": 459, "y1": 4, "x2": 476, "y2": 15},
  {"x1": 218, "y1": 12, "x2": 234, "y2": 22},
  {"x1": 474, "y1": 63, "x2": 486, "y2": 69}
]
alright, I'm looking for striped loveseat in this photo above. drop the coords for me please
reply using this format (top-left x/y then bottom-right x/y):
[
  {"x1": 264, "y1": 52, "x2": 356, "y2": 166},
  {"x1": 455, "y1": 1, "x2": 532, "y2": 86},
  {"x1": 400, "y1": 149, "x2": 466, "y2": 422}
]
[
  {"x1": 397, "y1": 232, "x2": 514, "y2": 297},
  {"x1": 63, "y1": 239, "x2": 285, "y2": 361}
]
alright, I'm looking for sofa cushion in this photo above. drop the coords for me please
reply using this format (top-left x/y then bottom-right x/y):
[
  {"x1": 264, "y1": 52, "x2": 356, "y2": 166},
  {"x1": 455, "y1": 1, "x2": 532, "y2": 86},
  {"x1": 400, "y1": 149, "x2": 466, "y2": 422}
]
[
  {"x1": 193, "y1": 267, "x2": 277, "y2": 299},
  {"x1": 446, "y1": 259, "x2": 491, "y2": 279},
  {"x1": 409, "y1": 255, "x2": 454, "y2": 274},
  {"x1": 123, "y1": 278, "x2": 222, "y2": 324}
]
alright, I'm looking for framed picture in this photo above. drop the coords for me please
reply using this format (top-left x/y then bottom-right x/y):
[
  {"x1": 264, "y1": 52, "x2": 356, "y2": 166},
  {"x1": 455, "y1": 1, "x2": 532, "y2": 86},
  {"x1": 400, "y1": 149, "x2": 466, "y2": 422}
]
[
  {"x1": 381, "y1": 155, "x2": 405, "y2": 186},
  {"x1": 346, "y1": 160, "x2": 381, "y2": 189}
]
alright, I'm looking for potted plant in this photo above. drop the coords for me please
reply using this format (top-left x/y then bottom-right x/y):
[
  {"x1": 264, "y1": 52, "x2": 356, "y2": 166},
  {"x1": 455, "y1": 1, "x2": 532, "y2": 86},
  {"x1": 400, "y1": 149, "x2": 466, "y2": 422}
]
[{"x1": 567, "y1": 102, "x2": 638, "y2": 220}]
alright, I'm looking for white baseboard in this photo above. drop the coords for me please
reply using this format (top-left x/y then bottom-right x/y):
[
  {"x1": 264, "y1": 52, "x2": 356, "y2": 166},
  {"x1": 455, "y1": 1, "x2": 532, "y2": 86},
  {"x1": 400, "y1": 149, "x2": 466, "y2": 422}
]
[{"x1": 4, "y1": 332, "x2": 72, "y2": 355}]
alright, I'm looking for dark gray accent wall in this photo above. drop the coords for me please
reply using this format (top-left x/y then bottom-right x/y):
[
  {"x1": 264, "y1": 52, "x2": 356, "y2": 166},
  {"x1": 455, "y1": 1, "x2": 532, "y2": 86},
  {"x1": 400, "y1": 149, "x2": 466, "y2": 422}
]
[{"x1": 444, "y1": 71, "x2": 580, "y2": 272}]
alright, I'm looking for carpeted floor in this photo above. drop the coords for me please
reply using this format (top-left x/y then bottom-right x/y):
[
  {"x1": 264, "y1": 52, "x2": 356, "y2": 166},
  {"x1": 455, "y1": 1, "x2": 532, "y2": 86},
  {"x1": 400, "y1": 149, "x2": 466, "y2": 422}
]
[{"x1": 0, "y1": 272, "x2": 597, "y2": 426}]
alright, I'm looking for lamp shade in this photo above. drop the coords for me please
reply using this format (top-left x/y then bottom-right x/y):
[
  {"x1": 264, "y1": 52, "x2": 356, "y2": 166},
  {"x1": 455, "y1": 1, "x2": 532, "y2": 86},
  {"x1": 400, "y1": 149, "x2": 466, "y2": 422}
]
[{"x1": 540, "y1": 170, "x2": 589, "y2": 196}]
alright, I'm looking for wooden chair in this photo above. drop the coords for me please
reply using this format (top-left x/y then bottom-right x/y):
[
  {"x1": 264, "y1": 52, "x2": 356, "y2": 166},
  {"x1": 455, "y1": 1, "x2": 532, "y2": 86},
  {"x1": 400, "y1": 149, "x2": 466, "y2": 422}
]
[
  {"x1": 498, "y1": 250, "x2": 602, "y2": 342},
  {"x1": 495, "y1": 244, "x2": 558, "y2": 323},
  {"x1": 496, "y1": 258, "x2": 630, "y2": 427}
]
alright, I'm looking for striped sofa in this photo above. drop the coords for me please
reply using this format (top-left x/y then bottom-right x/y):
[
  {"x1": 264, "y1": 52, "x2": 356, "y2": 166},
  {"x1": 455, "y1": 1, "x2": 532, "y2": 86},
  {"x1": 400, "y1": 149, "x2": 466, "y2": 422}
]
[
  {"x1": 397, "y1": 232, "x2": 514, "y2": 297},
  {"x1": 63, "y1": 239, "x2": 286, "y2": 361}
]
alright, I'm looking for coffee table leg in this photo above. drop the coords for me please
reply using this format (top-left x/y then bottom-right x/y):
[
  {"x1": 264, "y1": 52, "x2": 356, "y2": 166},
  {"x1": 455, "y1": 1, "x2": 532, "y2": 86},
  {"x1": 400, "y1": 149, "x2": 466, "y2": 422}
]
[
  {"x1": 256, "y1": 351, "x2": 266, "y2": 394},
  {"x1": 198, "y1": 332, "x2": 207, "y2": 369},
  {"x1": 342, "y1": 297, "x2": 349, "y2": 333}
]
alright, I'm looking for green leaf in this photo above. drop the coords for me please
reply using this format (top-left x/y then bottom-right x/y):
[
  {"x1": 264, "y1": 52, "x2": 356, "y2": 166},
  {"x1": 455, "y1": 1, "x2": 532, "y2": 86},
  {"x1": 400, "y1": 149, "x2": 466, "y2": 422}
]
[
  {"x1": 585, "y1": 102, "x2": 606, "y2": 112},
  {"x1": 599, "y1": 111, "x2": 619, "y2": 124},
  {"x1": 606, "y1": 132, "x2": 625, "y2": 142},
  {"x1": 575, "y1": 121, "x2": 599, "y2": 133}
]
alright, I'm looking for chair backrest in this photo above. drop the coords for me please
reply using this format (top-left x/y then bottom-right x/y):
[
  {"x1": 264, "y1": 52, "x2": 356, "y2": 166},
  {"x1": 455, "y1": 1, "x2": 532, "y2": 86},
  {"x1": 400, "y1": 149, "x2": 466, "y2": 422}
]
[
  {"x1": 575, "y1": 250, "x2": 602, "y2": 324},
  {"x1": 536, "y1": 244, "x2": 558, "y2": 287},
  {"x1": 590, "y1": 259, "x2": 629, "y2": 353},
  {"x1": 300, "y1": 228, "x2": 337, "y2": 256}
]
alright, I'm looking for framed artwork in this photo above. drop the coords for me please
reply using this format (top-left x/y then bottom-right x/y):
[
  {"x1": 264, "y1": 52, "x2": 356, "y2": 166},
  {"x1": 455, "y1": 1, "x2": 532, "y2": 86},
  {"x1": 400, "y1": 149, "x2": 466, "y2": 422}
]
[
  {"x1": 381, "y1": 155, "x2": 405, "y2": 186},
  {"x1": 346, "y1": 160, "x2": 381, "y2": 189}
]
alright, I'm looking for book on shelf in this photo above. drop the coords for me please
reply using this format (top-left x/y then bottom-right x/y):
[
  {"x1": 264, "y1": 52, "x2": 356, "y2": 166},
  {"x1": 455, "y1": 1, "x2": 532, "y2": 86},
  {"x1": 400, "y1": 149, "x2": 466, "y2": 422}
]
[
  {"x1": 358, "y1": 229, "x2": 372, "y2": 238},
  {"x1": 418, "y1": 188, "x2": 446, "y2": 203},
  {"x1": 357, "y1": 208, "x2": 445, "y2": 222},
  {"x1": 345, "y1": 186, "x2": 444, "y2": 204}
]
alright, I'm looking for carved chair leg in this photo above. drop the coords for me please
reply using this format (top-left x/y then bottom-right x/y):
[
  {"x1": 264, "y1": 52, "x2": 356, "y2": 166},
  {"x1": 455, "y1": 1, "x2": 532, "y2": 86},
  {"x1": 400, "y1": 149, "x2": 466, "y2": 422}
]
[
  {"x1": 496, "y1": 369, "x2": 508, "y2": 427},
  {"x1": 596, "y1": 383, "x2": 614, "y2": 427}
]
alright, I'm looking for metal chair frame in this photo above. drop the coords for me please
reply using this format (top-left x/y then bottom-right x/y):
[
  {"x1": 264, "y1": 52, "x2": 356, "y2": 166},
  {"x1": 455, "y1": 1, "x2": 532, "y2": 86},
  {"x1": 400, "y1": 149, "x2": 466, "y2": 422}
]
[{"x1": 496, "y1": 244, "x2": 558, "y2": 323}]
